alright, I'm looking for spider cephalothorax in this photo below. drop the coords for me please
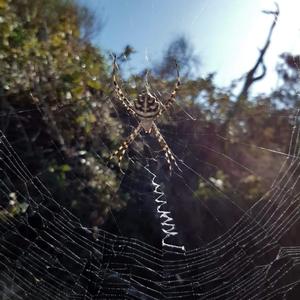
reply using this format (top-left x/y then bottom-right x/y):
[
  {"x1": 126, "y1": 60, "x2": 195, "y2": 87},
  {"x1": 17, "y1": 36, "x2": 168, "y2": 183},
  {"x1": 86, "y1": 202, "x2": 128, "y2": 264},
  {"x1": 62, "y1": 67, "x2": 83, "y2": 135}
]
[{"x1": 110, "y1": 57, "x2": 180, "y2": 171}]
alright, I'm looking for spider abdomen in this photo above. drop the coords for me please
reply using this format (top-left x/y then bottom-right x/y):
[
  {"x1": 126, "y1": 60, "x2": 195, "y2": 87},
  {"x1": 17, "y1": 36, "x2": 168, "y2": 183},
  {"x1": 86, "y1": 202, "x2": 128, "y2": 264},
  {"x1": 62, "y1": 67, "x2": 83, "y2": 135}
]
[{"x1": 134, "y1": 92, "x2": 160, "y2": 118}]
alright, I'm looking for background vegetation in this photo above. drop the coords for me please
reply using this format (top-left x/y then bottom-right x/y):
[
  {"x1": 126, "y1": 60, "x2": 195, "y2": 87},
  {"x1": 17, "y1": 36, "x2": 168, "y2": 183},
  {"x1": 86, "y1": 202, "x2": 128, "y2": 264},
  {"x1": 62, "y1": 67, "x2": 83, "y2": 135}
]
[{"x1": 0, "y1": 0, "x2": 299, "y2": 249}]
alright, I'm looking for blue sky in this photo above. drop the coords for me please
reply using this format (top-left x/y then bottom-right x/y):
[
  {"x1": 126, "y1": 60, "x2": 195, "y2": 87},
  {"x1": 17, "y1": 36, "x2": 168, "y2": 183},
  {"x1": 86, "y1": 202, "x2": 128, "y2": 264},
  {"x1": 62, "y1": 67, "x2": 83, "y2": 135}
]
[{"x1": 76, "y1": 0, "x2": 300, "y2": 94}]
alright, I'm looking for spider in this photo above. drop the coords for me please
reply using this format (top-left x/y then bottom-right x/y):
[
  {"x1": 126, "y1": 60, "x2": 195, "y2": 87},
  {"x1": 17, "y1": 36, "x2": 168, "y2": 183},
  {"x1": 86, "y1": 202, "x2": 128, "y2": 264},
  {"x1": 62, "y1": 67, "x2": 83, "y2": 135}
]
[{"x1": 110, "y1": 57, "x2": 180, "y2": 171}]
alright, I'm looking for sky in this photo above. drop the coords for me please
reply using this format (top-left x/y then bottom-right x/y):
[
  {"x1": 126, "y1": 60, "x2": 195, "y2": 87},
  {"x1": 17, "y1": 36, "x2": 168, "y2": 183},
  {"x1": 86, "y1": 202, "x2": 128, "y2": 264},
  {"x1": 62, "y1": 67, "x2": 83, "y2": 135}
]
[{"x1": 76, "y1": 0, "x2": 300, "y2": 94}]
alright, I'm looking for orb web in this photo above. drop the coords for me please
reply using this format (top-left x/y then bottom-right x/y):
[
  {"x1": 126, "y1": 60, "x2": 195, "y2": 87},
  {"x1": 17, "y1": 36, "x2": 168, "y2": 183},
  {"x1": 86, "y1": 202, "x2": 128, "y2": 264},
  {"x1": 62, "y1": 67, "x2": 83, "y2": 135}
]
[{"x1": 0, "y1": 107, "x2": 300, "y2": 299}]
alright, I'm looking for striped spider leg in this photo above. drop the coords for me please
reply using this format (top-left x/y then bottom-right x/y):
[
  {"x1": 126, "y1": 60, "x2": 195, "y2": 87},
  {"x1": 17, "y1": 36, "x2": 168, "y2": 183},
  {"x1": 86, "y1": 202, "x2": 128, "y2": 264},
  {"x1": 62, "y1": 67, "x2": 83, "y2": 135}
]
[
  {"x1": 112, "y1": 55, "x2": 137, "y2": 117},
  {"x1": 110, "y1": 59, "x2": 180, "y2": 171},
  {"x1": 110, "y1": 123, "x2": 142, "y2": 167},
  {"x1": 152, "y1": 123, "x2": 179, "y2": 171},
  {"x1": 157, "y1": 62, "x2": 180, "y2": 117}
]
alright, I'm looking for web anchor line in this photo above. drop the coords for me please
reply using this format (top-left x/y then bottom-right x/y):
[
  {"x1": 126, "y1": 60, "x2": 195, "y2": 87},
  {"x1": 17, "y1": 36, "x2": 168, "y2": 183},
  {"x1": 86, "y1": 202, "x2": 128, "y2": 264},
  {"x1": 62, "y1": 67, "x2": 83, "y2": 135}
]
[{"x1": 145, "y1": 166, "x2": 186, "y2": 252}]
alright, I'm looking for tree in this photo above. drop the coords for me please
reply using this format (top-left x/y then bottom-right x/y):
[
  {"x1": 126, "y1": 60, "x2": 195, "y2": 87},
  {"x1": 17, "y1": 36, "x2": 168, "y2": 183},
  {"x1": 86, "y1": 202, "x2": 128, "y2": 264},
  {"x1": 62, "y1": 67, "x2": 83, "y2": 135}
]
[
  {"x1": 272, "y1": 52, "x2": 300, "y2": 108},
  {"x1": 153, "y1": 36, "x2": 200, "y2": 79},
  {"x1": 0, "y1": 0, "x2": 125, "y2": 226}
]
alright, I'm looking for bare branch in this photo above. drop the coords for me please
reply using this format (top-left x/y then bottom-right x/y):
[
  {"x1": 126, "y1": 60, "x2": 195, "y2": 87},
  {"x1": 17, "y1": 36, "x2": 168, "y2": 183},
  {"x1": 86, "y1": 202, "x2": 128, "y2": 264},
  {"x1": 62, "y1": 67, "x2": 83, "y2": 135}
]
[
  {"x1": 238, "y1": 2, "x2": 279, "y2": 100},
  {"x1": 221, "y1": 3, "x2": 280, "y2": 151}
]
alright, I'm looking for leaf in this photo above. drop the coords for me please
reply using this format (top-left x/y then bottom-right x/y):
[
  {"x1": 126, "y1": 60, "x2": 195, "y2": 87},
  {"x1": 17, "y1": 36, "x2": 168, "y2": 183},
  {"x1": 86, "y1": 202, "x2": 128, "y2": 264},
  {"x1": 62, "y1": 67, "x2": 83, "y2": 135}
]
[
  {"x1": 60, "y1": 164, "x2": 71, "y2": 172},
  {"x1": 0, "y1": 0, "x2": 7, "y2": 9},
  {"x1": 72, "y1": 86, "x2": 84, "y2": 96},
  {"x1": 87, "y1": 79, "x2": 101, "y2": 90},
  {"x1": 87, "y1": 113, "x2": 96, "y2": 123}
]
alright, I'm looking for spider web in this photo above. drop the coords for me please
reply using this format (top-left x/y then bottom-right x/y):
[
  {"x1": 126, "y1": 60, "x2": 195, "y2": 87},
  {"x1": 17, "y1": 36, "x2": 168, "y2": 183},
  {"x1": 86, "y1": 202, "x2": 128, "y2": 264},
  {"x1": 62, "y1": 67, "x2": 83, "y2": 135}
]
[
  {"x1": 2, "y1": 0, "x2": 300, "y2": 297},
  {"x1": 1, "y1": 97, "x2": 300, "y2": 300}
]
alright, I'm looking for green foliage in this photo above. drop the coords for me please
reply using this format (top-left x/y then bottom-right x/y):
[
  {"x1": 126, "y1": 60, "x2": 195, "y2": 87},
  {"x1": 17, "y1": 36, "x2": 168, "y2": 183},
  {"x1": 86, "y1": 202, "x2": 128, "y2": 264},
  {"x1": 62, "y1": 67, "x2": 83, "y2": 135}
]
[
  {"x1": 194, "y1": 170, "x2": 231, "y2": 201},
  {"x1": 0, "y1": 0, "x2": 125, "y2": 225}
]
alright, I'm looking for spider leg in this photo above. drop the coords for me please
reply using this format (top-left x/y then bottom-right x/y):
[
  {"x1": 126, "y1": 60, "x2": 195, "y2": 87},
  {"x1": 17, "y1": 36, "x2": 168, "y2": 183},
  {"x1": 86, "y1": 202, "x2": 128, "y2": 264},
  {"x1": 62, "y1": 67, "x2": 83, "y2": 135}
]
[
  {"x1": 112, "y1": 56, "x2": 137, "y2": 117},
  {"x1": 152, "y1": 123, "x2": 178, "y2": 172},
  {"x1": 110, "y1": 123, "x2": 142, "y2": 167},
  {"x1": 158, "y1": 62, "x2": 180, "y2": 117}
]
